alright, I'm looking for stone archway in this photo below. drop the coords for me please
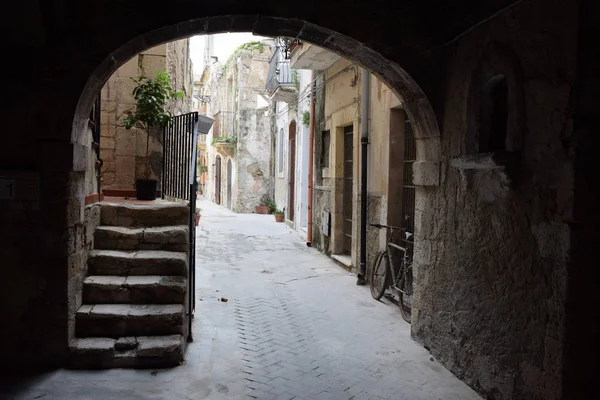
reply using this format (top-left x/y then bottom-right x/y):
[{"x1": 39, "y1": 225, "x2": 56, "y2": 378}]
[{"x1": 70, "y1": 16, "x2": 444, "y2": 267}]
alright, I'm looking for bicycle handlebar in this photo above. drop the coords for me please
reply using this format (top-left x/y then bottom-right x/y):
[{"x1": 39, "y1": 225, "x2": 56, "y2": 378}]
[{"x1": 369, "y1": 223, "x2": 406, "y2": 231}]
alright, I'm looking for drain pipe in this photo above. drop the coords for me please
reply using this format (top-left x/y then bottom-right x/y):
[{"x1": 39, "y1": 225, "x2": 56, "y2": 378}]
[
  {"x1": 357, "y1": 69, "x2": 370, "y2": 286},
  {"x1": 307, "y1": 72, "x2": 315, "y2": 247}
]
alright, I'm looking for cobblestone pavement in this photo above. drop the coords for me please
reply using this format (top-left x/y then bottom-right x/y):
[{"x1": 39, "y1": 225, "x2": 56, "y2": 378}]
[{"x1": 2, "y1": 199, "x2": 481, "y2": 400}]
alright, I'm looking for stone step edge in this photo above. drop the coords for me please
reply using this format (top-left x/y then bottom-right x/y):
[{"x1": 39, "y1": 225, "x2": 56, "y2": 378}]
[
  {"x1": 69, "y1": 335, "x2": 186, "y2": 369},
  {"x1": 83, "y1": 275, "x2": 186, "y2": 287},
  {"x1": 89, "y1": 248, "x2": 188, "y2": 259},
  {"x1": 87, "y1": 249, "x2": 188, "y2": 277},
  {"x1": 76, "y1": 303, "x2": 185, "y2": 317}
]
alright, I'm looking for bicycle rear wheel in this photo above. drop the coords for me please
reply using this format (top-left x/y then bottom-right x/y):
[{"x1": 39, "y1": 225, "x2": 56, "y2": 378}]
[
  {"x1": 370, "y1": 250, "x2": 390, "y2": 300},
  {"x1": 398, "y1": 264, "x2": 413, "y2": 323}
]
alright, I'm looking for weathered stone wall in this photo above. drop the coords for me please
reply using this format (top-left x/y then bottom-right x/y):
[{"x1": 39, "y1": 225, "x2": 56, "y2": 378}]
[
  {"x1": 100, "y1": 41, "x2": 192, "y2": 193},
  {"x1": 233, "y1": 51, "x2": 272, "y2": 213},
  {"x1": 411, "y1": 1, "x2": 578, "y2": 398},
  {"x1": 203, "y1": 44, "x2": 272, "y2": 212},
  {"x1": 166, "y1": 39, "x2": 194, "y2": 116}
]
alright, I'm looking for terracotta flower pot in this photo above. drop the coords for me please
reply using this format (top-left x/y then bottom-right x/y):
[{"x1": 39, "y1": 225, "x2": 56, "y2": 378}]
[
  {"x1": 256, "y1": 205, "x2": 269, "y2": 214},
  {"x1": 195, "y1": 213, "x2": 200, "y2": 226},
  {"x1": 274, "y1": 213, "x2": 284, "y2": 222}
]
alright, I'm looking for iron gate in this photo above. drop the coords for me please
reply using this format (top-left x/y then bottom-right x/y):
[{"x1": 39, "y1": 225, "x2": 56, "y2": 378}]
[
  {"x1": 401, "y1": 119, "x2": 416, "y2": 236},
  {"x1": 162, "y1": 111, "x2": 199, "y2": 342}
]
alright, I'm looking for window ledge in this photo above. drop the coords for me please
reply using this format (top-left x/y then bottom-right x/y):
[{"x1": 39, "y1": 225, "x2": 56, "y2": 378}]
[
  {"x1": 450, "y1": 151, "x2": 519, "y2": 171},
  {"x1": 450, "y1": 151, "x2": 520, "y2": 190}
]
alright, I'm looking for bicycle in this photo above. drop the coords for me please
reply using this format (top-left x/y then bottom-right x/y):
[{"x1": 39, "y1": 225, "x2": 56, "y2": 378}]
[{"x1": 369, "y1": 224, "x2": 414, "y2": 323}]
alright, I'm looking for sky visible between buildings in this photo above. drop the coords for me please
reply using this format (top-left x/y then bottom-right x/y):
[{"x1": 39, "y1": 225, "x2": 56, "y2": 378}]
[{"x1": 190, "y1": 33, "x2": 268, "y2": 77}]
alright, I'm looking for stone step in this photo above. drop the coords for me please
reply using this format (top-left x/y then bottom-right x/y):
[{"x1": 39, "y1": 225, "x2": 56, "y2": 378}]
[
  {"x1": 94, "y1": 225, "x2": 188, "y2": 252},
  {"x1": 76, "y1": 304, "x2": 184, "y2": 337},
  {"x1": 83, "y1": 276, "x2": 186, "y2": 304},
  {"x1": 88, "y1": 250, "x2": 188, "y2": 276},
  {"x1": 69, "y1": 335, "x2": 185, "y2": 369},
  {"x1": 100, "y1": 202, "x2": 189, "y2": 228}
]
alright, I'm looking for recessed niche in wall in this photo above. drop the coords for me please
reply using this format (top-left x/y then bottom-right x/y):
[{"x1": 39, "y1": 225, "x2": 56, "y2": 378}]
[
  {"x1": 453, "y1": 43, "x2": 526, "y2": 192},
  {"x1": 479, "y1": 74, "x2": 508, "y2": 153}
]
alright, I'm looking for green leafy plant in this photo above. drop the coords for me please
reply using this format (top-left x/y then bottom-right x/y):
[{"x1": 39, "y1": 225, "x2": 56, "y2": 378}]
[
  {"x1": 273, "y1": 209, "x2": 284, "y2": 215},
  {"x1": 124, "y1": 71, "x2": 183, "y2": 178},
  {"x1": 219, "y1": 41, "x2": 267, "y2": 76},
  {"x1": 260, "y1": 193, "x2": 277, "y2": 213},
  {"x1": 302, "y1": 111, "x2": 310, "y2": 127},
  {"x1": 211, "y1": 136, "x2": 237, "y2": 146}
]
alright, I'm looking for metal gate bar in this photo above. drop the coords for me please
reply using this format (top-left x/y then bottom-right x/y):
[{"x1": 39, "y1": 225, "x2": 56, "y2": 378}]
[
  {"x1": 162, "y1": 112, "x2": 199, "y2": 342},
  {"x1": 401, "y1": 119, "x2": 416, "y2": 237}
]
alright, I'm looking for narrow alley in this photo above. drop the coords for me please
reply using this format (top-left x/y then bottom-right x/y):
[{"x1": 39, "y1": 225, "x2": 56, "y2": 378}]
[{"x1": 3, "y1": 198, "x2": 480, "y2": 400}]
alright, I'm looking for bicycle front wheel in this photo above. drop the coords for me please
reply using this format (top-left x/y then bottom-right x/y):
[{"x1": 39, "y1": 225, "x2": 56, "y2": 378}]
[
  {"x1": 398, "y1": 264, "x2": 413, "y2": 323},
  {"x1": 370, "y1": 250, "x2": 390, "y2": 300}
]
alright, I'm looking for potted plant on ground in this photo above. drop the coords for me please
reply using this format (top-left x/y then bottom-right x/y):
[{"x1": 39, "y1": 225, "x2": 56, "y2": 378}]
[
  {"x1": 256, "y1": 193, "x2": 274, "y2": 214},
  {"x1": 195, "y1": 207, "x2": 201, "y2": 226},
  {"x1": 274, "y1": 209, "x2": 285, "y2": 222},
  {"x1": 124, "y1": 71, "x2": 183, "y2": 200}
]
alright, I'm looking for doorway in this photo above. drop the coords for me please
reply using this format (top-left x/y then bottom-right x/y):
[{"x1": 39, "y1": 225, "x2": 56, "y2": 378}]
[
  {"x1": 342, "y1": 125, "x2": 354, "y2": 254},
  {"x1": 215, "y1": 155, "x2": 222, "y2": 205},
  {"x1": 227, "y1": 159, "x2": 233, "y2": 210},
  {"x1": 288, "y1": 121, "x2": 296, "y2": 222}
]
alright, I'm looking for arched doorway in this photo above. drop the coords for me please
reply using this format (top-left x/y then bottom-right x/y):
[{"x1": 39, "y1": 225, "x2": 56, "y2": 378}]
[
  {"x1": 288, "y1": 120, "x2": 297, "y2": 222},
  {"x1": 227, "y1": 159, "x2": 233, "y2": 210},
  {"x1": 215, "y1": 155, "x2": 222, "y2": 205},
  {"x1": 65, "y1": 11, "x2": 446, "y2": 390}
]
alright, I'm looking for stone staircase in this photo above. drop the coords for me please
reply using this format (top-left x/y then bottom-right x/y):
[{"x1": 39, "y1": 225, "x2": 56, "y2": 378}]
[{"x1": 70, "y1": 201, "x2": 190, "y2": 369}]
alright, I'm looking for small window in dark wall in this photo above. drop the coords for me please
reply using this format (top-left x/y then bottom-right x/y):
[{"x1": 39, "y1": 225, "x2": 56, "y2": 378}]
[
  {"x1": 321, "y1": 130, "x2": 330, "y2": 169},
  {"x1": 479, "y1": 75, "x2": 508, "y2": 153}
]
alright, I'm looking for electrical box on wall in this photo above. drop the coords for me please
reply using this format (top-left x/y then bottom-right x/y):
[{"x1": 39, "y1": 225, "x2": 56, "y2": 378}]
[{"x1": 321, "y1": 211, "x2": 330, "y2": 236}]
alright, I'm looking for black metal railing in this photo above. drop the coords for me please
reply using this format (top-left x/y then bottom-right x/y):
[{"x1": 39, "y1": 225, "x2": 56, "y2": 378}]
[
  {"x1": 266, "y1": 49, "x2": 295, "y2": 94},
  {"x1": 162, "y1": 111, "x2": 199, "y2": 342}
]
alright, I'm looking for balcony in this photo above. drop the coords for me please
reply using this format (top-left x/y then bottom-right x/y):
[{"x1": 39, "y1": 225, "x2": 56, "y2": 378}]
[
  {"x1": 290, "y1": 42, "x2": 340, "y2": 71},
  {"x1": 265, "y1": 49, "x2": 298, "y2": 103},
  {"x1": 212, "y1": 137, "x2": 236, "y2": 158}
]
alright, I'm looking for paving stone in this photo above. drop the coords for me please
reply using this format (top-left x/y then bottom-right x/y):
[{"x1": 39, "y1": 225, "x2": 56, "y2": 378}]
[{"x1": 9, "y1": 199, "x2": 482, "y2": 399}]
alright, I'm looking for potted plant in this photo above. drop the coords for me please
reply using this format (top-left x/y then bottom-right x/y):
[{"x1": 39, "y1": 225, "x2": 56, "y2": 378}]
[
  {"x1": 195, "y1": 207, "x2": 201, "y2": 226},
  {"x1": 256, "y1": 193, "x2": 274, "y2": 214},
  {"x1": 124, "y1": 71, "x2": 183, "y2": 200},
  {"x1": 274, "y1": 209, "x2": 285, "y2": 222}
]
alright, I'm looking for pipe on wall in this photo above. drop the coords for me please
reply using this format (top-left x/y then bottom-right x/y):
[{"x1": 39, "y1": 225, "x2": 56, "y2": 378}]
[
  {"x1": 307, "y1": 71, "x2": 316, "y2": 247},
  {"x1": 357, "y1": 69, "x2": 370, "y2": 285}
]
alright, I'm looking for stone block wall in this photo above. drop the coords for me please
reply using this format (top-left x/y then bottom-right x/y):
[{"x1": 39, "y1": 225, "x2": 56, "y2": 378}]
[
  {"x1": 100, "y1": 40, "x2": 192, "y2": 194},
  {"x1": 410, "y1": 1, "x2": 578, "y2": 398}
]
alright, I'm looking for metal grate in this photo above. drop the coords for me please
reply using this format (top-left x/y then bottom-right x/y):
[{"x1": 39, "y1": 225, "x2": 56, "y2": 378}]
[
  {"x1": 343, "y1": 125, "x2": 354, "y2": 254},
  {"x1": 401, "y1": 120, "x2": 416, "y2": 235},
  {"x1": 265, "y1": 48, "x2": 295, "y2": 94},
  {"x1": 162, "y1": 111, "x2": 199, "y2": 341}
]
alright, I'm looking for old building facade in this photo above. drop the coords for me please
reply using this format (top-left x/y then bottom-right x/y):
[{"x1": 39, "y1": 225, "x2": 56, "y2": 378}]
[
  {"x1": 268, "y1": 45, "x2": 313, "y2": 236},
  {"x1": 199, "y1": 42, "x2": 273, "y2": 212}
]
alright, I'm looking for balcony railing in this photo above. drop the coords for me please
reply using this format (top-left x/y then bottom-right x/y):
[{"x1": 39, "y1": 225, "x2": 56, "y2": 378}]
[{"x1": 265, "y1": 48, "x2": 295, "y2": 94}]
